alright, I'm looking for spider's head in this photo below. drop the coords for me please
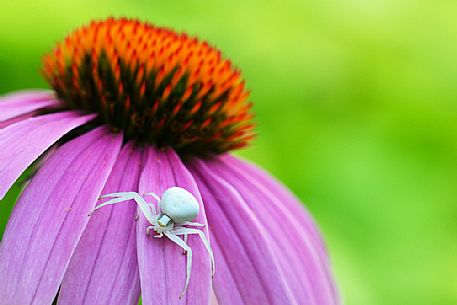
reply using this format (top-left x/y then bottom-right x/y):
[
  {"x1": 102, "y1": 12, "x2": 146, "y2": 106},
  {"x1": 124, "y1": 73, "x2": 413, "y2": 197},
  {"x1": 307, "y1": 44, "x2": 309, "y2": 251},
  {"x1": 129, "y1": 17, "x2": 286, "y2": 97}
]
[
  {"x1": 160, "y1": 187, "x2": 200, "y2": 223},
  {"x1": 157, "y1": 214, "x2": 173, "y2": 227}
]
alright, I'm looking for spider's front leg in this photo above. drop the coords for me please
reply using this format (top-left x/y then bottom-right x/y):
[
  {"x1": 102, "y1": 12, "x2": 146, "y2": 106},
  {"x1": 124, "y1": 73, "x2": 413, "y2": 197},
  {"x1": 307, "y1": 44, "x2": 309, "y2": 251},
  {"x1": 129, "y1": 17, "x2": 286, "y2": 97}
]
[
  {"x1": 164, "y1": 231, "x2": 193, "y2": 299},
  {"x1": 91, "y1": 191, "x2": 157, "y2": 224},
  {"x1": 89, "y1": 192, "x2": 135, "y2": 215}
]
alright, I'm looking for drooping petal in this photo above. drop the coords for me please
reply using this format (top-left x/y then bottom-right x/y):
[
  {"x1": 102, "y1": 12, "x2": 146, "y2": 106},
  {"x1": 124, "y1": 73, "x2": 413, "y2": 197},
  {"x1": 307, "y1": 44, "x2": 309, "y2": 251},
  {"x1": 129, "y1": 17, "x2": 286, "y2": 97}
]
[
  {"x1": 199, "y1": 161, "x2": 313, "y2": 304},
  {"x1": 0, "y1": 126, "x2": 122, "y2": 305},
  {"x1": 58, "y1": 142, "x2": 141, "y2": 305},
  {"x1": 0, "y1": 90, "x2": 59, "y2": 122},
  {"x1": 0, "y1": 111, "x2": 95, "y2": 200},
  {"x1": 189, "y1": 160, "x2": 300, "y2": 305},
  {"x1": 220, "y1": 155, "x2": 328, "y2": 253},
  {"x1": 200, "y1": 156, "x2": 340, "y2": 305},
  {"x1": 137, "y1": 147, "x2": 211, "y2": 305},
  {"x1": 224, "y1": 155, "x2": 340, "y2": 303}
]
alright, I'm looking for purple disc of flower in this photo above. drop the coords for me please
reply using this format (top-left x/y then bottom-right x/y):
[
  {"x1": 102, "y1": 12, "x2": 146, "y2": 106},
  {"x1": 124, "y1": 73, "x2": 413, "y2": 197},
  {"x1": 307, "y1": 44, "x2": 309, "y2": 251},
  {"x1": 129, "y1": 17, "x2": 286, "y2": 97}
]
[{"x1": 0, "y1": 17, "x2": 340, "y2": 305}]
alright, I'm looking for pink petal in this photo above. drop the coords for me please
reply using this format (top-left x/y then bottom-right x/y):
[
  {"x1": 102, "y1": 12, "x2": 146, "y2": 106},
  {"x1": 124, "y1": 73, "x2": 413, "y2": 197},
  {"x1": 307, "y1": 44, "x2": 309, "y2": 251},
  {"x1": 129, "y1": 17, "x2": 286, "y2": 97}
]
[
  {"x1": 0, "y1": 113, "x2": 34, "y2": 129},
  {"x1": 0, "y1": 90, "x2": 59, "y2": 122},
  {"x1": 201, "y1": 161, "x2": 313, "y2": 304},
  {"x1": 201, "y1": 156, "x2": 340, "y2": 305},
  {"x1": 58, "y1": 142, "x2": 141, "y2": 305},
  {"x1": 189, "y1": 160, "x2": 301, "y2": 305},
  {"x1": 0, "y1": 127, "x2": 122, "y2": 305},
  {"x1": 137, "y1": 147, "x2": 211, "y2": 305},
  {"x1": 222, "y1": 154, "x2": 340, "y2": 301},
  {"x1": 0, "y1": 111, "x2": 95, "y2": 200}
]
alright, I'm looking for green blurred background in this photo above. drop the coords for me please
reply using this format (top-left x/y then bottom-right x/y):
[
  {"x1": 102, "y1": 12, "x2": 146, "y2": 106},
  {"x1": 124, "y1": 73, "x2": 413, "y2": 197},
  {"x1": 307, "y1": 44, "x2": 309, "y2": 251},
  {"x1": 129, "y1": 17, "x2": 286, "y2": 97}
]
[{"x1": 1, "y1": 0, "x2": 457, "y2": 304}]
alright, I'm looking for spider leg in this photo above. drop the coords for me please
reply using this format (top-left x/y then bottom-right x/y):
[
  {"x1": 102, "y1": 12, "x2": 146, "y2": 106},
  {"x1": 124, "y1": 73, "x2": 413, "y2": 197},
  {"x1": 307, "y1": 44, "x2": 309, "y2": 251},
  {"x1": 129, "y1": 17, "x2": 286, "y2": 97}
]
[
  {"x1": 146, "y1": 225, "x2": 155, "y2": 236},
  {"x1": 180, "y1": 221, "x2": 205, "y2": 227},
  {"x1": 182, "y1": 234, "x2": 188, "y2": 254},
  {"x1": 164, "y1": 231, "x2": 192, "y2": 299},
  {"x1": 130, "y1": 193, "x2": 157, "y2": 221},
  {"x1": 144, "y1": 192, "x2": 161, "y2": 203},
  {"x1": 91, "y1": 193, "x2": 134, "y2": 215},
  {"x1": 93, "y1": 192, "x2": 156, "y2": 223},
  {"x1": 99, "y1": 191, "x2": 138, "y2": 199},
  {"x1": 143, "y1": 192, "x2": 161, "y2": 214},
  {"x1": 172, "y1": 227, "x2": 215, "y2": 278}
]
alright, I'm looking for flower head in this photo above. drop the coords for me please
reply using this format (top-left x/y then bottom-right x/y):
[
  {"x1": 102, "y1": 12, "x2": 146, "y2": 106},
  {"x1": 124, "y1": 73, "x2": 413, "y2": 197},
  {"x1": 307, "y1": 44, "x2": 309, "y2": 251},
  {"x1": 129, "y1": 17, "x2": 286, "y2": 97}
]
[
  {"x1": 0, "y1": 17, "x2": 339, "y2": 305},
  {"x1": 43, "y1": 17, "x2": 254, "y2": 155}
]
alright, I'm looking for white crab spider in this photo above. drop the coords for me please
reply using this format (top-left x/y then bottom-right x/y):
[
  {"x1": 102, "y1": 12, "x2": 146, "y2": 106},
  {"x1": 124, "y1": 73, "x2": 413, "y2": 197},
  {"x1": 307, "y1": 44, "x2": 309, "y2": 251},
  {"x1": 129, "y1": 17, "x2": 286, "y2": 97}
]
[{"x1": 91, "y1": 187, "x2": 215, "y2": 298}]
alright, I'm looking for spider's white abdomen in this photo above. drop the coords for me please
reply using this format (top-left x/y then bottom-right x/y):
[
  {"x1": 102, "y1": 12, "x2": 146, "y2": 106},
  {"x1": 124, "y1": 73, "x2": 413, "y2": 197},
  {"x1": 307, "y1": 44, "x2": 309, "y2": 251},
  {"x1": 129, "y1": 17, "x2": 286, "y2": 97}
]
[{"x1": 160, "y1": 187, "x2": 199, "y2": 223}]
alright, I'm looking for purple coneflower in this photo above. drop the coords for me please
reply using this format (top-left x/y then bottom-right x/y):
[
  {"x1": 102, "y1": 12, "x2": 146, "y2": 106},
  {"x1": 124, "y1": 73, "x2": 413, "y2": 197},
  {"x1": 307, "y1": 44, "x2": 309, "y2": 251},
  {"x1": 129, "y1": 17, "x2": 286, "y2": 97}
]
[{"x1": 0, "y1": 17, "x2": 339, "y2": 305}]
